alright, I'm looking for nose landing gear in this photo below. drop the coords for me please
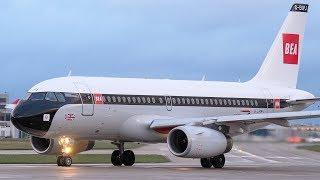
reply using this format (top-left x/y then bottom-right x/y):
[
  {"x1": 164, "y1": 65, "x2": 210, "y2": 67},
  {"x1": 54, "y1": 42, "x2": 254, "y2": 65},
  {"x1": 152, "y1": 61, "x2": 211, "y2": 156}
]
[
  {"x1": 57, "y1": 136, "x2": 74, "y2": 167},
  {"x1": 111, "y1": 142, "x2": 135, "y2": 166},
  {"x1": 57, "y1": 155, "x2": 72, "y2": 167}
]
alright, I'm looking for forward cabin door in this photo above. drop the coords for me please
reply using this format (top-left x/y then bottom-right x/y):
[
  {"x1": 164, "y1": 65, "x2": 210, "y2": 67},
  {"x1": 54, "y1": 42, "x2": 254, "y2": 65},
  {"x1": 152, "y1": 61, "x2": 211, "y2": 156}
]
[{"x1": 73, "y1": 82, "x2": 94, "y2": 116}]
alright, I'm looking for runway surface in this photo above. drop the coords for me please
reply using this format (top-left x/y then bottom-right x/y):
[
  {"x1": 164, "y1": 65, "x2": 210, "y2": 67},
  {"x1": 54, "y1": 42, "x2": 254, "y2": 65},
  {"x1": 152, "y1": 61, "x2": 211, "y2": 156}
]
[{"x1": 1, "y1": 142, "x2": 320, "y2": 180}]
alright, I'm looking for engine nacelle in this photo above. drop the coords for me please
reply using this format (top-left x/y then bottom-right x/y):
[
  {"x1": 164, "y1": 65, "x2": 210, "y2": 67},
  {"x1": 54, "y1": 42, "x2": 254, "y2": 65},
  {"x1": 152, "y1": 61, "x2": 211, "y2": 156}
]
[
  {"x1": 31, "y1": 136, "x2": 95, "y2": 155},
  {"x1": 167, "y1": 126, "x2": 233, "y2": 158}
]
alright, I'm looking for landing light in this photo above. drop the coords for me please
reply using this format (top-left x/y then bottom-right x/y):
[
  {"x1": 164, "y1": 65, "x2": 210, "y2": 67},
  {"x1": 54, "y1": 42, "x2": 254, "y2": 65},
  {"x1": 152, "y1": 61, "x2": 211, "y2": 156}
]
[
  {"x1": 58, "y1": 136, "x2": 74, "y2": 146},
  {"x1": 63, "y1": 146, "x2": 73, "y2": 155},
  {"x1": 58, "y1": 136, "x2": 74, "y2": 155}
]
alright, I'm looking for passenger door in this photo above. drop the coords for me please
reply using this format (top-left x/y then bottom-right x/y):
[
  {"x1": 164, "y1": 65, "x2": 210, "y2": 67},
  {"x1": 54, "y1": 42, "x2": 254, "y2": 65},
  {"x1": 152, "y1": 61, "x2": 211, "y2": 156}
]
[{"x1": 73, "y1": 82, "x2": 94, "y2": 116}]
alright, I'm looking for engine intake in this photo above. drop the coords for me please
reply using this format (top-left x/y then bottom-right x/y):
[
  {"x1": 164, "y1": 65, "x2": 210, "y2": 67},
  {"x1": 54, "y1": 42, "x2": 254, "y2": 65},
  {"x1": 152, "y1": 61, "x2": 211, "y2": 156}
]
[
  {"x1": 167, "y1": 126, "x2": 233, "y2": 158},
  {"x1": 31, "y1": 136, "x2": 95, "y2": 155}
]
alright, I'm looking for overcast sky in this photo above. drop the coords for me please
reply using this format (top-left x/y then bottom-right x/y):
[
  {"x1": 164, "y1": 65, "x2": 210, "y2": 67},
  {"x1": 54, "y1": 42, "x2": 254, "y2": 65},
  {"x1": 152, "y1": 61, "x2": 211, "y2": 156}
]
[{"x1": 1, "y1": 1, "x2": 320, "y2": 124}]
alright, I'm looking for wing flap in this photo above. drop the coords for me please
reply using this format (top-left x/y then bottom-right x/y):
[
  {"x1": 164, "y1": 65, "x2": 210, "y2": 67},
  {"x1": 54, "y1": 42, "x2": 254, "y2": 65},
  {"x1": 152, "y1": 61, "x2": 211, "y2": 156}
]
[
  {"x1": 150, "y1": 110, "x2": 320, "y2": 130},
  {"x1": 204, "y1": 110, "x2": 320, "y2": 125},
  {"x1": 286, "y1": 97, "x2": 320, "y2": 105}
]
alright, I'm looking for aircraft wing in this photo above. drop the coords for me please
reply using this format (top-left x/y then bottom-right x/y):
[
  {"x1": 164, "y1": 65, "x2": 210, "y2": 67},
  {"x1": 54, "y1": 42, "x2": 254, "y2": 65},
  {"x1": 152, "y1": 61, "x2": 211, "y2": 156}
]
[
  {"x1": 150, "y1": 110, "x2": 320, "y2": 135},
  {"x1": 286, "y1": 97, "x2": 320, "y2": 105}
]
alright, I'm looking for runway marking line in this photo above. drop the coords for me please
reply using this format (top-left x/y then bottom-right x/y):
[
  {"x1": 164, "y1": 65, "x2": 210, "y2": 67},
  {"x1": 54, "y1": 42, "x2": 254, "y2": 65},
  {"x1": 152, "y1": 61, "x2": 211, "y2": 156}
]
[{"x1": 234, "y1": 149, "x2": 278, "y2": 163}]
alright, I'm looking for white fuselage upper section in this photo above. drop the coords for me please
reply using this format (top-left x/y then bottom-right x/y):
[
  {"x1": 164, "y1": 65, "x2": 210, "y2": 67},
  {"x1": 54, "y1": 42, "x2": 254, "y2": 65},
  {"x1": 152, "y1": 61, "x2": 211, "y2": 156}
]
[{"x1": 29, "y1": 76, "x2": 312, "y2": 99}]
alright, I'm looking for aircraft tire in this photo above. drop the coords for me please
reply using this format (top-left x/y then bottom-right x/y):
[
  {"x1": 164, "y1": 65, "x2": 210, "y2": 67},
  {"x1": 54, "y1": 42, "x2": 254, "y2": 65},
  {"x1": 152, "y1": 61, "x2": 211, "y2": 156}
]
[
  {"x1": 200, "y1": 158, "x2": 212, "y2": 168},
  {"x1": 122, "y1": 150, "x2": 135, "y2": 166},
  {"x1": 111, "y1": 150, "x2": 122, "y2": 166},
  {"x1": 210, "y1": 154, "x2": 225, "y2": 169}
]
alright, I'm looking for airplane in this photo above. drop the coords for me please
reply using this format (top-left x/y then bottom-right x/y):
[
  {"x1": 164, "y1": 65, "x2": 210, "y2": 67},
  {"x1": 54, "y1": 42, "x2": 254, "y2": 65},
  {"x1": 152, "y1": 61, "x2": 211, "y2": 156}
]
[{"x1": 10, "y1": 3, "x2": 319, "y2": 168}]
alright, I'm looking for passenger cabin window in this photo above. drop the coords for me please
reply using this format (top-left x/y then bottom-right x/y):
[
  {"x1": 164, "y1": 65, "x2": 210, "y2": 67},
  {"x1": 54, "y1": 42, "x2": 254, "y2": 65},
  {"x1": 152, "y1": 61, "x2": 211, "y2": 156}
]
[
  {"x1": 127, "y1": 97, "x2": 131, "y2": 103},
  {"x1": 107, "y1": 96, "x2": 112, "y2": 103},
  {"x1": 55, "y1": 92, "x2": 66, "y2": 102},
  {"x1": 172, "y1": 98, "x2": 176, "y2": 104},
  {"x1": 195, "y1": 99, "x2": 199, "y2": 105},
  {"x1": 81, "y1": 94, "x2": 93, "y2": 104},
  {"x1": 214, "y1": 99, "x2": 218, "y2": 105},
  {"x1": 223, "y1": 99, "x2": 227, "y2": 105},
  {"x1": 250, "y1": 100, "x2": 254, "y2": 106},
  {"x1": 29, "y1": 92, "x2": 46, "y2": 101},
  {"x1": 232, "y1": 100, "x2": 236, "y2": 106},
  {"x1": 159, "y1": 98, "x2": 163, "y2": 104},
  {"x1": 64, "y1": 93, "x2": 81, "y2": 104}
]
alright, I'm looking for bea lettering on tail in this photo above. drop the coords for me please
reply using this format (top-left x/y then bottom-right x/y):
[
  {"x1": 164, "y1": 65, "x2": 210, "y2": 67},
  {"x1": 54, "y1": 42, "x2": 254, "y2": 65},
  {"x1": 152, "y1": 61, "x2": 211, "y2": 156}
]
[{"x1": 282, "y1": 33, "x2": 299, "y2": 64}]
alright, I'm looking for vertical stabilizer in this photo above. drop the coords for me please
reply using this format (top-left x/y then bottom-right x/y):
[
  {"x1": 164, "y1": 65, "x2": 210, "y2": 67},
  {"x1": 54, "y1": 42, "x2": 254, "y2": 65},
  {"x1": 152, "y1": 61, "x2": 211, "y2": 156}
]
[{"x1": 249, "y1": 3, "x2": 308, "y2": 88}]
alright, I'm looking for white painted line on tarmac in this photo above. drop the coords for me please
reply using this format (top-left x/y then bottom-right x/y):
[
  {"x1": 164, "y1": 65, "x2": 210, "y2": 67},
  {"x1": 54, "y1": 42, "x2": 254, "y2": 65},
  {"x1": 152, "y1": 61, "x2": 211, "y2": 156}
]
[{"x1": 234, "y1": 149, "x2": 278, "y2": 163}]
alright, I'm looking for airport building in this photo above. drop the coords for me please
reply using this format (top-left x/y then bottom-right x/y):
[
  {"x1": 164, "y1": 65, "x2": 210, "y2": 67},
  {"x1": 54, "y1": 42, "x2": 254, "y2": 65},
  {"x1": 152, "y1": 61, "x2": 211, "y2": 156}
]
[{"x1": 0, "y1": 93, "x2": 23, "y2": 138}]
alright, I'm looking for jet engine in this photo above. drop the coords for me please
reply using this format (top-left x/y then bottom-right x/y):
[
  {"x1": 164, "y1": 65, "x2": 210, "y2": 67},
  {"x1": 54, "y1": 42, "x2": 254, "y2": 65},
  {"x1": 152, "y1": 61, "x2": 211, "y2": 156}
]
[
  {"x1": 31, "y1": 136, "x2": 95, "y2": 155},
  {"x1": 167, "y1": 126, "x2": 233, "y2": 158}
]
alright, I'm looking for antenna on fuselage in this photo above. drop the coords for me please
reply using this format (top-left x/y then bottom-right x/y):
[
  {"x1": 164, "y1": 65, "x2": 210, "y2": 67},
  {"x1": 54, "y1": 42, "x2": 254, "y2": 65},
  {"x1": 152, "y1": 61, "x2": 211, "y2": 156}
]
[{"x1": 201, "y1": 75, "x2": 206, "y2": 81}]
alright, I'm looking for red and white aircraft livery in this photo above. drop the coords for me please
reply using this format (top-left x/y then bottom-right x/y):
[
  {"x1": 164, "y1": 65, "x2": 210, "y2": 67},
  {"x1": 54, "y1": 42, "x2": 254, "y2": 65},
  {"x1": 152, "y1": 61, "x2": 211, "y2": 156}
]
[{"x1": 11, "y1": 3, "x2": 318, "y2": 168}]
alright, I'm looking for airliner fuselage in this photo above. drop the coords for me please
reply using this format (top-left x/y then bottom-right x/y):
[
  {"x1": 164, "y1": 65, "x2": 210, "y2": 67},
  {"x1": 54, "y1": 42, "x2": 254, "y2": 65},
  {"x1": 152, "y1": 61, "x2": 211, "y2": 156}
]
[{"x1": 12, "y1": 76, "x2": 313, "y2": 141}]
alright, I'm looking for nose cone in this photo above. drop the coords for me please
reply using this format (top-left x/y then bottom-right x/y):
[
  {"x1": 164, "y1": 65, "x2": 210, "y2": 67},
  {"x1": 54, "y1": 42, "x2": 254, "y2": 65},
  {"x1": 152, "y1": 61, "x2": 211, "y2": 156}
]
[{"x1": 11, "y1": 100, "x2": 59, "y2": 137}]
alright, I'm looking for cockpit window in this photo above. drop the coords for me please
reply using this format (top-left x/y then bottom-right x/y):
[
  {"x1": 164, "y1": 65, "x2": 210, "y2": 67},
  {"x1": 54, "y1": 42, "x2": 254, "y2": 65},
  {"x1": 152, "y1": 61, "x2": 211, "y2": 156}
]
[
  {"x1": 23, "y1": 93, "x2": 32, "y2": 100},
  {"x1": 55, "y1": 92, "x2": 66, "y2": 102},
  {"x1": 45, "y1": 92, "x2": 57, "y2": 102},
  {"x1": 29, "y1": 92, "x2": 46, "y2": 101}
]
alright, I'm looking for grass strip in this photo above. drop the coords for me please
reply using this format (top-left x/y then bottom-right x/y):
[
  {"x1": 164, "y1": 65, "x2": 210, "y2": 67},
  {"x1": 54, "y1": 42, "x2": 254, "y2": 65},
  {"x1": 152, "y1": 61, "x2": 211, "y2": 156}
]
[
  {"x1": 297, "y1": 144, "x2": 320, "y2": 152},
  {"x1": 0, "y1": 154, "x2": 169, "y2": 164}
]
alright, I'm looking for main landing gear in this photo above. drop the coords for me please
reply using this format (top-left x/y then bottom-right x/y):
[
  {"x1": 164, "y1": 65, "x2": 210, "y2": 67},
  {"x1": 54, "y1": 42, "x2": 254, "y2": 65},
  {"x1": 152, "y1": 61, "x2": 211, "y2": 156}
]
[
  {"x1": 111, "y1": 142, "x2": 135, "y2": 166},
  {"x1": 200, "y1": 154, "x2": 225, "y2": 169}
]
